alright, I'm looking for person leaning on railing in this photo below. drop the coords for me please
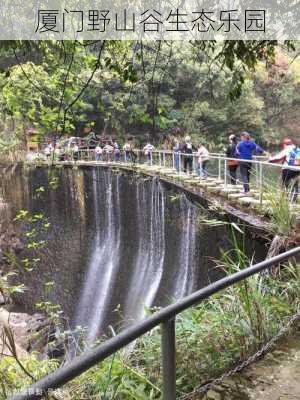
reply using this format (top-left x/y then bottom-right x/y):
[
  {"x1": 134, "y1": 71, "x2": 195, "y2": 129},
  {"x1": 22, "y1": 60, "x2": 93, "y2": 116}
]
[{"x1": 269, "y1": 138, "x2": 300, "y2": 202}]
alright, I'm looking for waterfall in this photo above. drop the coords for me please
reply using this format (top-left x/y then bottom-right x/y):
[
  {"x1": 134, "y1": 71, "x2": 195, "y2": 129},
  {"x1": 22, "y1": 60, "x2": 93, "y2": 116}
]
[
  {"x1": 123, "y1": 178, "x2": 166, "y2": 323},
  {"x1": 86, "y1": 172, "x2": 121, "y2": 342},
  {"x1": 74, "y1": 171, "x2": 199, "y2": 344},
  {"x1": 173, "y1": 195, "x2": 197, "y2": 299},
  {"x1": 74, "y1": 169, "x2": 101, "y2": 330},
  {"x1": 74, "y1": 170, "x2": 121, "y2": 342}
]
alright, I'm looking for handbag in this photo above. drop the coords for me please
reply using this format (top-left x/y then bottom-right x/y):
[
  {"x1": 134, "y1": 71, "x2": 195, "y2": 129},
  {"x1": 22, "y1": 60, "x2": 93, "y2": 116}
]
[{"x1": 228, "y1": 159, "x2": 239, "y2": 167}]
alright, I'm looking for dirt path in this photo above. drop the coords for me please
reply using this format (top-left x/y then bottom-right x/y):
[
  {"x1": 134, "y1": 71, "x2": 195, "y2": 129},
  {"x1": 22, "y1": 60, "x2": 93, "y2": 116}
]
[{"x1": 201, "y1": 328, "x2": 300, "y2": 400}]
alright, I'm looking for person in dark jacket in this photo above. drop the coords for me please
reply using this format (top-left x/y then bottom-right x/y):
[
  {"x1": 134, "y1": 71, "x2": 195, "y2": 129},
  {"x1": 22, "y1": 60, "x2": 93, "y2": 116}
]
[
  {"x1": 181, "y1": 136, "x2": 194, "y2": 174},
  {"x1": 237, "y1": 132, "x2": 265, "y2": 193},
  {"x1": 226, "y1": 134, "x2": 239, "y2": 185}
]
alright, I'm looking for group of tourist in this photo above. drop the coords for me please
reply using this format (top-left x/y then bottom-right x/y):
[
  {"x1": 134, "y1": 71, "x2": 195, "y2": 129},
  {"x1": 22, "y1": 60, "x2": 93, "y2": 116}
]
[
  {"x1": 94, "y1": 141, "x2": 155, "y2": 164},
  {"x1": 225, "y1": 133, "x2": 300, "y2": 201},
  {"x1": 173, "y1": 132, "x2": 265, "y2": 192},
  {"x1": 225, "y1": 131, "x2": 265, "y2": 192},
  {"x1": 95, "y1": 141, "x2": 121, "y2": 162},
  {"x1": 173, "y1": 132, "x2": 300, "y2": 201},
  {"x1": 173, "y1": 137, "x2": 210, "y2": 178},
  {"x1": 42, "y1": 131, "x2": 300, "y2": 202}
]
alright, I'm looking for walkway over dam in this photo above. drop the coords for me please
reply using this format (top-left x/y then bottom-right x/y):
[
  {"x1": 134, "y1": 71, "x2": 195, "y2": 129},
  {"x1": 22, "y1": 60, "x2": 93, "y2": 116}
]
[{"x1": 46, "y1": 149, "x2": 300, "y2": 231}]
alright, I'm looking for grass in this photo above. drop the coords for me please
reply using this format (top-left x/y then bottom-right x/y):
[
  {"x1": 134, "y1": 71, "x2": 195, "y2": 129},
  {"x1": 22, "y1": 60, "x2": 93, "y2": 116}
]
[{"x1": 263, "y1": 185, "x2": 298, "y2": 237}]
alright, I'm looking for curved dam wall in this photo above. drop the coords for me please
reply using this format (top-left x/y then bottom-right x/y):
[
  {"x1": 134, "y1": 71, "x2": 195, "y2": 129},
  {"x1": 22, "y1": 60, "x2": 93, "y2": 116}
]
[{"x1": 0, "y1": 164, "x2": 267, "y2": 342}]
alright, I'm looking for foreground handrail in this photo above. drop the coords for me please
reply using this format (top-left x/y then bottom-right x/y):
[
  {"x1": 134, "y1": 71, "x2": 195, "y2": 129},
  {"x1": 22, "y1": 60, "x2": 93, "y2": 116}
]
[{"x1": 11, "y1": 246, "x2": 300, "y2": 400}]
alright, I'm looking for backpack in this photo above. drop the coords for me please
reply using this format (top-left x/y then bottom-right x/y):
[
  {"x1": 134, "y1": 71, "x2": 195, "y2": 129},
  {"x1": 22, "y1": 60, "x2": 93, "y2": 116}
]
[{"x1": 287, "y1": 147, "x2": 300, "y2": 166}]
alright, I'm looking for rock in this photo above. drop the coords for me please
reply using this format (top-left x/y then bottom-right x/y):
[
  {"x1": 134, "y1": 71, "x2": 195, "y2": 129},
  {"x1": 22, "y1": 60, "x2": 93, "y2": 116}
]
[
  {"x1": 0, "y1": 309, "x2": 63, "y2": 359},
  {"x1": 221, "y1": 189, "x2": 241, "y2": 198},
  {"x1": 206, "y1": 389, "x2": 222, "y2": 400},
  {"x1": 198, "y1": 181, "x2": 217, "y2": 188},
  {"x1": 238, "y1": 196, "x2": 258, "y2": 206},
  {"x1": 0, "y1": 308, "x2": 29, "y2": 358},
  {"x1": 26, "y1": 313, "x2": 57, "y2": 355},
  {"x1": 207, "y1": 185, "x2": 222, "y2": 193},
  {"x1": 228, "y1": 192, "x2": 248, "y2": 199}
]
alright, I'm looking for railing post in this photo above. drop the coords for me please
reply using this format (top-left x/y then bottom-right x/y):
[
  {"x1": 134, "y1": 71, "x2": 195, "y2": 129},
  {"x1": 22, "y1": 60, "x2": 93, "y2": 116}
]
[
  {"x1": 218, "y1": 156, "x2": 221, "y2": 181},
  {"x1": 255, "y1": 158, "x2": 259, "y2": 186},
  {"x1": 178, "y1": 153, "x2": 181, "y2": 175},
  {"x1": 163, "y1": 151, "x2": 166, "y2": 168},
  {"x1": 161, "y1": 318, "x2": 176, "y2": 400},
  {"x1": 224, "y1": 159, "x2": 227, "y2": 188},
  {"x1": 259, "y1": 162, "x2": 263, "y2": 207},
  {"x1": 172, "y1": 152, "x2": 175, "y2": 170},
  {"x1": 199, "y1": 156, "x2": 203, "y2": 178},
  {"x1": 193, "y1": 154, "x2": 197, "y2": 176},
  {"x1": 150, "y1": 151, "x2": 153, "y2": 166}
]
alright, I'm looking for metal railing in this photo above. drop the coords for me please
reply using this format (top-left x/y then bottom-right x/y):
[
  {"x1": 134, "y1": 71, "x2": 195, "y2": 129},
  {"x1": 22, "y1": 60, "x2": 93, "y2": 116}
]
[
  {"x1": 2, "y1": 147, "x2": 299, "y2": 207},
  {"x1": 11, "y1": 246, "x2": 300, "y2": 400},
  {"x1": 53, "y1": 148, "x2": 300, "y2": 206}
]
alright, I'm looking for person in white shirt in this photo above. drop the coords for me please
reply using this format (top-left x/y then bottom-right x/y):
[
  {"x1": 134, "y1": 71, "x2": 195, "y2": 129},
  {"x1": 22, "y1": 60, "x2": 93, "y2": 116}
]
[
  {"x1": 123, "y1": 142, "x2": 131, "y2": 162},
  {"x1": 197, "y1": 143, "x2": 209, "y2": 178},
  {"x1": 44, "y1": 143, "x2": 53, "y2": 157},
  {"x1": 95, "y1": 143, "x2": 103, "y2": 161},
  {"x1": 104, "y1": 143, "x2": 114, "y2": 161},
  {"x1": 113, "y1": 141, "x2": 120, "y2": 161},
  {"x1": 143, "y1": 142, "x2": 155, "y2": 164}
]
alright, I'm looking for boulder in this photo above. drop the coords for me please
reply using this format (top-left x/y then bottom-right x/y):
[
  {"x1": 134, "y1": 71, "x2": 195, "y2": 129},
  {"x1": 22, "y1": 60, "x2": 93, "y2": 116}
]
[{"x1": 0, "y1": 309, "x2": 63, "y2": 359}]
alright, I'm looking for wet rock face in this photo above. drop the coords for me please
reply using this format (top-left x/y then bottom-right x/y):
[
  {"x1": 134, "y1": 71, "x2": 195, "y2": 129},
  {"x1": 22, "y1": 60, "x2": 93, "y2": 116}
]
[{"x1": 0, "y1": 231, "x2": 24, "y2": 255}]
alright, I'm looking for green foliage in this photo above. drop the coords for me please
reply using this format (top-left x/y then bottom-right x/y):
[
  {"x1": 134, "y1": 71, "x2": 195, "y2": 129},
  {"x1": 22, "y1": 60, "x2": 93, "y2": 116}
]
[
  {"x1": 0, "y1": 40, "x2": 298, "y2": 147},
  {"x1": 0, "y1": 356, "x2": 59, "y2": 399}
]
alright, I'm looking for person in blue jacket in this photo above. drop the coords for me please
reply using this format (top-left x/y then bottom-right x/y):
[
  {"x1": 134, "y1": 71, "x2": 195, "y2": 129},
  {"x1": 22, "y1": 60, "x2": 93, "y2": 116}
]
[{"x1": 237, "y1": 132, "x2": 265, "y2": 193}]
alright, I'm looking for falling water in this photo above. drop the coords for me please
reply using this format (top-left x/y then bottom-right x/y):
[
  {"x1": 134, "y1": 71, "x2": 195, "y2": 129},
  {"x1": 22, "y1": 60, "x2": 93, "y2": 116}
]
[
  {"x1": 74, "y1": 169, "x2": 101, "y2": 330},
  {"x1": 123, "y1": 178, "x2": 166, "y2": 322},
  {"x1": 86, "y1": 172, "x2": 121, "y2": 342},
  {"x1": 74, "y1": 171, "x2": 199, "y2": 343},
  {"x1": 74, "y1": 169, "x2": 121, "y2": 342},
  {"x1": 173, "y1": 195, "x2": 197, "y2": 298}
]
